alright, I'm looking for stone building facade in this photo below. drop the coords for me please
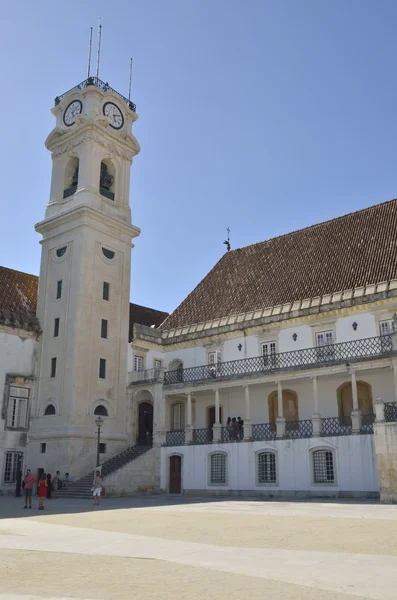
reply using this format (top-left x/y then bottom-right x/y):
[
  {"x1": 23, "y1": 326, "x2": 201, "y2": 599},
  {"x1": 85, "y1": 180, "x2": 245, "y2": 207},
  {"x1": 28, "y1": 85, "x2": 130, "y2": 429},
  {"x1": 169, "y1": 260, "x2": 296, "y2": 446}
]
[{"x1": 2, "y1": 75, "x2": 397, "y2": 500}]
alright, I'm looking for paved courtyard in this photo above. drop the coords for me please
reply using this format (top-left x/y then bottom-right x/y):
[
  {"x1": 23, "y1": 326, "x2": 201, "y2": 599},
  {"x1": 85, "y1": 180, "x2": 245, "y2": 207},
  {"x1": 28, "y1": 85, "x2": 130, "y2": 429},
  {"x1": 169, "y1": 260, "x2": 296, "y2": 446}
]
[{"x1": 0, "y1": 495, "x2": 397, "y2": 599}]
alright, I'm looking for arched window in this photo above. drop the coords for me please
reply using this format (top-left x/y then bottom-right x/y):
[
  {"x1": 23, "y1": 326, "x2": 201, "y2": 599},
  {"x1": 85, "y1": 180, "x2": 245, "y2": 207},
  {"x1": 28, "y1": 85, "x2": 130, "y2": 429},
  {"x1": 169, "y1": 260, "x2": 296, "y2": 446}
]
[
  {"x1": 169, "y1": 359, "x2": 183, "y2": 384},
  {"x1": 257, "y1": 452, "x2": 277, "y2": 484},
  {"x1": 63, "y1": 157, "x2": 79, "y2": 199},
  {"x1": 99, "y1": 160, "x2": 115, "y2": 200},
  {"x1": 94, "y1": 405, "x2": 108, "y2": 417},
  {"x1": 337, "y1": 381, "x2": 373, "y2": 423},
  {"x1": 209, "y1": 452, "x2": 227, "y2": 485},
  {"x1": 171, "y1": 403, "x2": 185, "y2": 430},
  {"x1": 268, "y1": 389, "x2": 299, "y2": 427},
  {"x1": 44, "y1": 404, "x2": 56, "y2": 416},
  {"x1": 312, "y1": 449, "x2": 335, "y2": 484}
]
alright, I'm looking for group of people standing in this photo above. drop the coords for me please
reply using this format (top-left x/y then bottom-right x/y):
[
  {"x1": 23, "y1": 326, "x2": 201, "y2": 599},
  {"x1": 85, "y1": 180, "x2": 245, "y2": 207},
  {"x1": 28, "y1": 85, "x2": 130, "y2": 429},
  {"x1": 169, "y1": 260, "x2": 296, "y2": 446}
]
[
  {"x1": 22, "y1": 469, "x2": 70, "y2": 510},
  {"x1": 225, "y1": 416, "x2": 244, "y2": 441}
]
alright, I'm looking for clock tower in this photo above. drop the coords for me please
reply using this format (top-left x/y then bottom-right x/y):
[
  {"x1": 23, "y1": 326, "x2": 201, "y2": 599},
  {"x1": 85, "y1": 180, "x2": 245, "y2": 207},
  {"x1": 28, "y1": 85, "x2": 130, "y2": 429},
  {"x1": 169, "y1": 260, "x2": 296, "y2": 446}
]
[{"x1": 28, "y1": 78, "x2": 140, "y2": 476}]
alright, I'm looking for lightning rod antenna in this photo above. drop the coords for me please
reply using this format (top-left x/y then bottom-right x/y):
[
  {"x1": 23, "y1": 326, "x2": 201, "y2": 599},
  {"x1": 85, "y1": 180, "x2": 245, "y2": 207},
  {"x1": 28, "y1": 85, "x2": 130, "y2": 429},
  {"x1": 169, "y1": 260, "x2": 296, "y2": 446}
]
[
  {"x1": 87, "y1": 26, "x2": 93, "y2": 78},
  {"x1": 128, "y1": 58, "x2": 133, "y2": 101},
  {"x1": 96, "y1": 18, "x2": 102, "y2": 79}
]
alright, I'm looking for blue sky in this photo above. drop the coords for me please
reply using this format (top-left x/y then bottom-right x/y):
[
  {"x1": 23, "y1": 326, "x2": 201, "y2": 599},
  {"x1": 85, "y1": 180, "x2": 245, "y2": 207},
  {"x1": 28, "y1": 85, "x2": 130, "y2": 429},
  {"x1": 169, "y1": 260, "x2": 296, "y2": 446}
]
[{"x1": 2, "y1": 0, "x2": 397, "y2": 314}]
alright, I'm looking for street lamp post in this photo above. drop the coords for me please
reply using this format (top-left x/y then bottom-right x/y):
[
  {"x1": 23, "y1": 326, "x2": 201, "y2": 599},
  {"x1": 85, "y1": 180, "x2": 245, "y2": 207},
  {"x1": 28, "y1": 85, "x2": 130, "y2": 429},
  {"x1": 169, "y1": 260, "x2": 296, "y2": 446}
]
[{"x1": 95, "y1": 416, "x2": 104, "y2": 467}]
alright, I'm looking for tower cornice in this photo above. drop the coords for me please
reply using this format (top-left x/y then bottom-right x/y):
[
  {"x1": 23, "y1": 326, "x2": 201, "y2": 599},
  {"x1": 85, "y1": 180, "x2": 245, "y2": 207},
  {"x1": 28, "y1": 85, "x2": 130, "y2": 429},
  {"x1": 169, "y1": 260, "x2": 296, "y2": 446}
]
[
  {"x1": 45, "y1": 120, "x2": 140, "y2": 161},
  {"x1": 35, "y1": 204, "x2": 141, "y2": 241}
]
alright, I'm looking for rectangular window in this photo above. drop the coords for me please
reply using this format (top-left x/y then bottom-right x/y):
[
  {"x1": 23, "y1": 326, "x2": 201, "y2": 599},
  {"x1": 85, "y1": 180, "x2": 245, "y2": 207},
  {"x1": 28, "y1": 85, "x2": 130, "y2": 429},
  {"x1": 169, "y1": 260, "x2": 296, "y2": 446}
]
[
  {"x1": 99, "y1": 358, "x2": 106, "y2": 379},
  {"x1": 257, "y1": 452, "x2": 277, "y2": 484},
  {"x1": 53, "y1": 317, "x2": 60, "y2": 338},
  {"x1": 172, "y1": 403, "x2": 185, "y2": 430},
  {"x1": 51, "y1": 357, "x2": 57, "y2": 378},
  {"x1": 134, "y1": 356, "x2": 143, "y2": 372},
  {"x1": 40, "y1": 443, "x2": 46, "y2": 454},
  {"x1": 154, "y1": 359, "x2": 162, "y2": 371},
  {"x1": 6, "y1": 387, "x2": 29, "y2": 429},
  {"x1": 313, "y1": 449, "x2": 335, "y2": 483},
  {"x1": 315, "y1": 331, "x2": 334, "y2": 362},
  {"x1": 380, "y1": 319, "x2": 395, "y2": 336},
  {"x1": 3, "y1": 452, "x2": 23, "y2": 484},
  {"x1": 262, "y1": 342, "x2": 277, "y2": 367},
  {"x1": 210, "y1": 453, "x2": 227, "y2": 484},
  {"x1": 99, "y1": 443, "x2": 107, "y2": 454},
  {"x1": 208, "y1": 351, "x2": 221, "y2": 377},
  {"x1": 101, "y1": 319, "x2": 108, "y2": 339},
  {"x1": 56, "y1": 280, "x2": 62, "y2": 300},
  {"x1": 103, "y1": 282, "x2": 110, "y2": 301}
]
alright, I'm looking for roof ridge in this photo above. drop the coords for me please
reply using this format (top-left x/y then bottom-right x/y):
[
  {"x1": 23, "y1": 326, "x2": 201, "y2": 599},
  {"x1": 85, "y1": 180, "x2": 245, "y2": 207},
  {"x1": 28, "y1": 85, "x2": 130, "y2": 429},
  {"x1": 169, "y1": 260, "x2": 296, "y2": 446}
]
[
  {"x1": 231, "y1": 197, "x2": 397, "y2": 253},
  {"x1": 0, "y1": 265, "x2": 39, "y2": 279}
]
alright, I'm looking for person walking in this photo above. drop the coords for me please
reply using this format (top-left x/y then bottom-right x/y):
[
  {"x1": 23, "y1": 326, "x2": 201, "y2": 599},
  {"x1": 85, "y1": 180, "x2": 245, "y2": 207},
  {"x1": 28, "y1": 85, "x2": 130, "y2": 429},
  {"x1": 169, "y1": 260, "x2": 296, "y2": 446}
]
[
  {"x1": 52, "y1": 471, "x2": 60, "y2": 498},
  {"x1": 22, "y1": 469, "x2": 35, "y2": 509},
  {"x1": 46, "y1": 473, "x2": 52, "y2": 499},
  {"x1": 38, "y1": 473, "x2": 47, "y2": 510},
  {"x1": 92, "y1": 470, "x2": 103, "y2": 506}
]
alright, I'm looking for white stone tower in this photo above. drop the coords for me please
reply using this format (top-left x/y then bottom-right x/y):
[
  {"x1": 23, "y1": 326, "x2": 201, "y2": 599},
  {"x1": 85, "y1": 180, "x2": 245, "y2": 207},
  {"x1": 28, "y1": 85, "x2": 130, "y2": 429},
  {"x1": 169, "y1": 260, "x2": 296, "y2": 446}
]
[{"x1": 28, "y1": 78, "x2": 140, "y2": 476}]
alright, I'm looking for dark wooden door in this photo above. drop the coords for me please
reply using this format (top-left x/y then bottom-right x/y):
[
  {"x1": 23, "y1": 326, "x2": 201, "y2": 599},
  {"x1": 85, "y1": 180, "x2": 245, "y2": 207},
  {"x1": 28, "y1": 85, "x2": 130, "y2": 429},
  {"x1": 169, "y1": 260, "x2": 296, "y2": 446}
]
[
  {"x1": 207, "y1": 406, "x2": 222, "y2": 441},
  {"x1": 169, "y1": 455, "x2": 182, "y2": 494},
  {"x1": 138, "y1": 402, "x2": 153, "y2": 442}
]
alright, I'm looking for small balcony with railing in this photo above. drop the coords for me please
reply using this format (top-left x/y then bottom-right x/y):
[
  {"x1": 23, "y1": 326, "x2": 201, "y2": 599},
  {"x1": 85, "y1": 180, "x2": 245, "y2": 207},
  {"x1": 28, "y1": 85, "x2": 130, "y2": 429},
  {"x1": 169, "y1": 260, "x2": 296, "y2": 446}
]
[
  {"x1": 130, "y1": 367, "x2": 164, "y2": 386},
  {"x1": 164, "y1": 335, "x2": 394, "y2": 387}
]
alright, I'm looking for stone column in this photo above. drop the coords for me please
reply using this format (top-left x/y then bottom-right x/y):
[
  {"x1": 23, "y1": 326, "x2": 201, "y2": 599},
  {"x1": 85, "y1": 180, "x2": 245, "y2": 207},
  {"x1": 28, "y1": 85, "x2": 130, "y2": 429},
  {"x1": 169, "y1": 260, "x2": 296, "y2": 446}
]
[
  {"x1": 350, "y1": 369, "x2": 362, "y2": 433},
  {"x1": 311, "y1": 376, "x2": 322, "y2": 436},
  {"x1": 392, "y1": 361, "x2": 397, "y2": 403},
  {"x1": 276, "y1": 381, "x2": 286, "y2": 438},
  {"x1": 153, "y1": 389, "x2": 167, "y2": 447},
  {"x1": 244, "y1": 385, "x2": 252, "y2": 440},
  {"x1": 185, "y1": 392, "x2": 193, "y2": 444},
  {"x1": 375, "y1": 397, "x2": 385, "y2": 423},
  {"x1": 213, "y1": 388, "x2": 221, "y2": 442}
]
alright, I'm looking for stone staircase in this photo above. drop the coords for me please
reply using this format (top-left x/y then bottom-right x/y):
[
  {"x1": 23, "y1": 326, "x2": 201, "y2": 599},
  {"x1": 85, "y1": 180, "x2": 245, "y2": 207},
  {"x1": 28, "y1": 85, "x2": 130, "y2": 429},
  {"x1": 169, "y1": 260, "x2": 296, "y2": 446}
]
[{"x1": 57, "y1": 441, "x2": 152, "y2": 499}]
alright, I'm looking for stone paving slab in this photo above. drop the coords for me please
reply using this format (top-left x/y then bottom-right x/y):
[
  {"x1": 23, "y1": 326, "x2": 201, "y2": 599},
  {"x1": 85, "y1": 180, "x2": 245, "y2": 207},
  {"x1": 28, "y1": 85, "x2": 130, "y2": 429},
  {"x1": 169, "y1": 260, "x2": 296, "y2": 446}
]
[{"x1": 0, "y1": 496, "x2": 395, "y2": 599}]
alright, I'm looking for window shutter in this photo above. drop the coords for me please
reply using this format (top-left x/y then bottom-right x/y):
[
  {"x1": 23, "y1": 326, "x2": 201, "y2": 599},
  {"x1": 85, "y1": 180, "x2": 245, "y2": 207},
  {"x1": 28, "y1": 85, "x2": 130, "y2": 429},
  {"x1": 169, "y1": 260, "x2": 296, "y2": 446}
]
[
  {"x1": 7, "y1": 399, "x2": 15, "y2": 427},
  {"x1": 216, "y1": 351, "x2": 222, "y2": 364},
  {"x1": 208, "y1": 352, "x2": 215, "y2": 365},
  {"x1": 17, "y1": 399, "x2": 27, "y2": 428}
]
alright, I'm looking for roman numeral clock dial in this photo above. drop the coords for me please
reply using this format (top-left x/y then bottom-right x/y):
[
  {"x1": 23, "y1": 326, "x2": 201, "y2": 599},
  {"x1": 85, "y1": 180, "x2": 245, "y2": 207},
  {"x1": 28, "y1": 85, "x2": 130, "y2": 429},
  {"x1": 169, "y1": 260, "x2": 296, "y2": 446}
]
[
  {"x1": 103, "y1": 102, "x2": 124, "y2": 130},
  {"x1": 63, "y1": 100, "x2": 83, "y2": 126}
]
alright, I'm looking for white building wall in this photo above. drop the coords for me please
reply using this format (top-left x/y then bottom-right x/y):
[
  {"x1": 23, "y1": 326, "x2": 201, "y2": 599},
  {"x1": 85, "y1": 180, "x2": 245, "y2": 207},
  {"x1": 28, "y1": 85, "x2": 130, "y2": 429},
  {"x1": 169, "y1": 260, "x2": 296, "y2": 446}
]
[
  {"x1": 161, "y1": 435, "x2": 378, "y2": 497},
  {"x1": 0, "y1": 328, "x2": 36, "y2": 492}
]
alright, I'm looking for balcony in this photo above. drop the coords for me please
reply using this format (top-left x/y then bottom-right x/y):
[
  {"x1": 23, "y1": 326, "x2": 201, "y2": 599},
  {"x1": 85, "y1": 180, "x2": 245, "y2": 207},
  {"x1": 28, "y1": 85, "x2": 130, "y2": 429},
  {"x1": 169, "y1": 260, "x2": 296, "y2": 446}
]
[
  {"x1": 130, "y1": 368, "x2": 163, "y2": 385},
  {"x1": 54, "y1": 76, "x2": 136, "y2": 112},
  {"x1": 162, "y1": 414, "x2": 376, "y2": 447},
  {"x1": 164, "y1": 335, "x2": 393, "y2": 387}
]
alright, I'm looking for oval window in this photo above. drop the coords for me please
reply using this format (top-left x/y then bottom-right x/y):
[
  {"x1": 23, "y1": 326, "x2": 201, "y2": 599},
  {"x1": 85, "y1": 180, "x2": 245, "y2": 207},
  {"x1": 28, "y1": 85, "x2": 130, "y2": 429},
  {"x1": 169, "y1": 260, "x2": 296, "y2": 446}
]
[
  {"x1": 56, "y1": 246, "x2": 67, "y2": 258},
  {"x1": 102, "y1": 248, "x2": 115, "y2": 260}
]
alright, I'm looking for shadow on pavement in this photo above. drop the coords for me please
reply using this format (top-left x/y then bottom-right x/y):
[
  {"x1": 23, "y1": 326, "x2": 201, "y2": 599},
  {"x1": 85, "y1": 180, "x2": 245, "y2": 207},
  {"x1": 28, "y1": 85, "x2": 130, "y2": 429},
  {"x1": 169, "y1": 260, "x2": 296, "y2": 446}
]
[{"x1": 0, "y1": 492, "x2": 382, "y2": 521}]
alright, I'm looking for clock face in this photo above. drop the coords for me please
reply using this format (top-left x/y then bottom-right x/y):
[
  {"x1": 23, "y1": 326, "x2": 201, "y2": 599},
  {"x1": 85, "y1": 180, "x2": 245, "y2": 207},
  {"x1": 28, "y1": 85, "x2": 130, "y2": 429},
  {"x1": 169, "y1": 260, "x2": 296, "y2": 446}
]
[
  {"x1": 63, "y1": 100, "x2": 83, "y2": 127},
  {"x1": 103, "y1": 102, "x2": 124, "y2": 130}
]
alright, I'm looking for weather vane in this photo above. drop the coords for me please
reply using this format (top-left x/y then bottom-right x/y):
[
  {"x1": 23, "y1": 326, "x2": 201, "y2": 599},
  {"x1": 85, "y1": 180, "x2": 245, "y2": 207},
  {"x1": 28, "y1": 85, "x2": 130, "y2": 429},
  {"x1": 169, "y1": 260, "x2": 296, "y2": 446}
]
[{"x1": 223, "y1": 227, "x2": 231, "y2": 252}]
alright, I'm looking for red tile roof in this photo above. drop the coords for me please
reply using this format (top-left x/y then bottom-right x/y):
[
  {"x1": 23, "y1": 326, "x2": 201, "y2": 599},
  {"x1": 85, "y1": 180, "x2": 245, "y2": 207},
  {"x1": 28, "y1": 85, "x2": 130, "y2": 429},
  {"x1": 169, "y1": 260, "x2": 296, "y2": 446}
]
[
  {"x1": 128, "y1": 303, "x2": 168, "y2": 341},
  {"x1": 0, "y1": 266, "x2": 39, "y2": 316},
  {"x1": 0, "y1": 266, "x2": 168, "y2": 337},
  {"x1": 162, "y1": 198, "x2": 397, "y2": 330}
]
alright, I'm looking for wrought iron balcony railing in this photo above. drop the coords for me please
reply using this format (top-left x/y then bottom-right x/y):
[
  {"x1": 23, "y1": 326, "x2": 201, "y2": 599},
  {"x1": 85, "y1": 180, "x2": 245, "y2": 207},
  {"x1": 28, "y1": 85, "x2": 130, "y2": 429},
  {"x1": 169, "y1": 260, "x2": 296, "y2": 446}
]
[
  {"x1": 165, "y1": 430, "x2": 185, "y2": 446},
  {"x1": 360, "y1": 413, "x2": 375, "y2": 434},
  {"x1": 162, "y1": 413, "x2": 379, "y2": 447},
  {"x1": 384, "y1": 401, "x2": 397, "y2": 422},
  {"x1": 54, "y1": 76, "x2": 136, "y2": 112},
  {"x1": 130, "y1": 368, "x2": 164, "y2": 385},
  {"x1": 164, "y1": 335, "x2": 393, "y2": 386}
]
